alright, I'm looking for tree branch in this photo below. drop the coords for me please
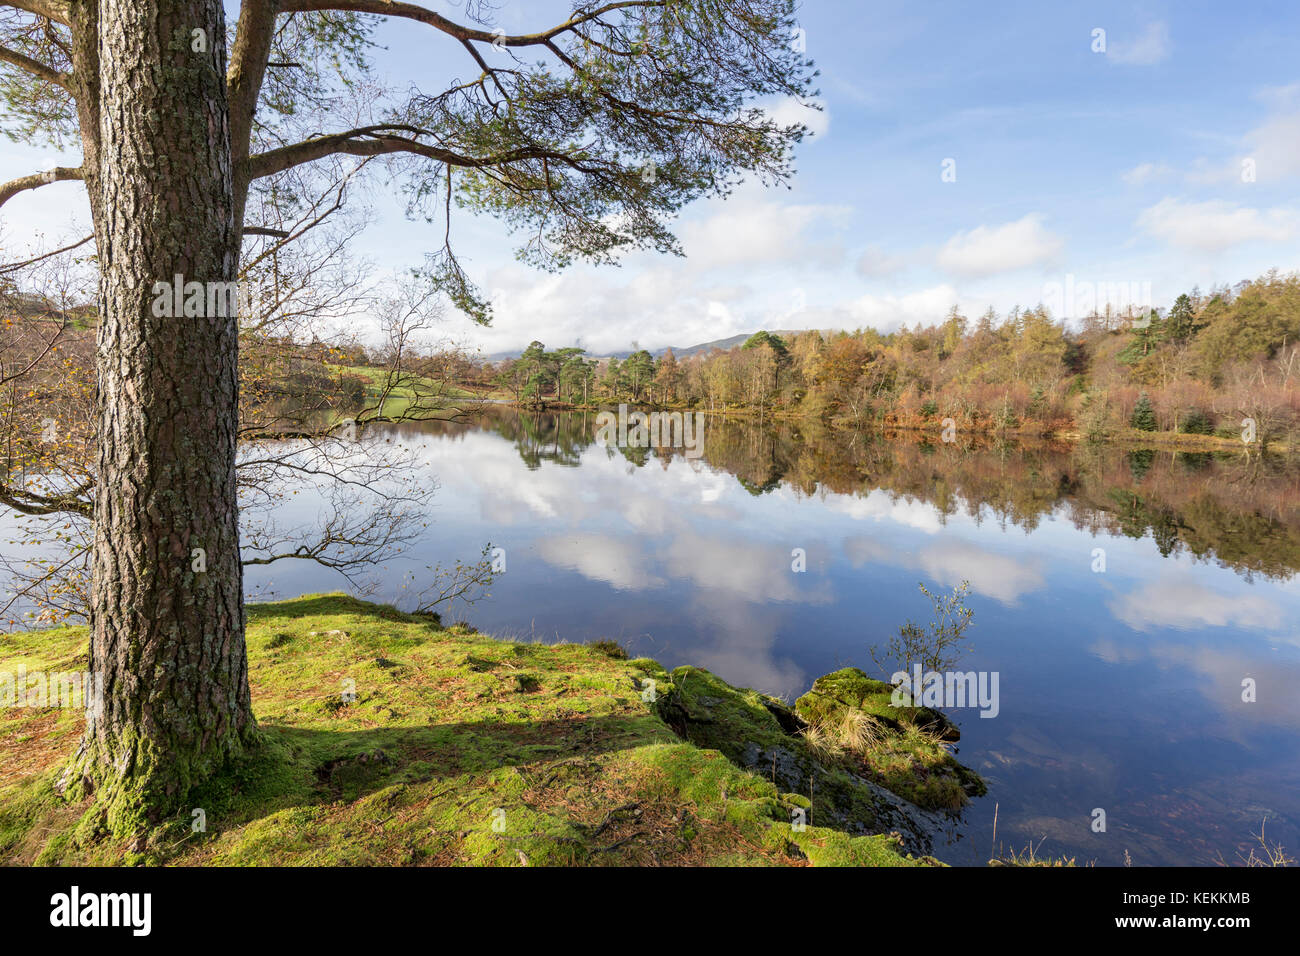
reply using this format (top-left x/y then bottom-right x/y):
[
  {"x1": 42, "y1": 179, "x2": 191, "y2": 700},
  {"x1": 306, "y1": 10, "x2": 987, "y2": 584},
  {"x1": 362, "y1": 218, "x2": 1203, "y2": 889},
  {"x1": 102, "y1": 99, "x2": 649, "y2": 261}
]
[
  {"x1": 0, "y1": 165, "x2": 81, "y2": 211},
  {"x1": 242, "y1": 225, "x2": 291, "y2": 238},
  {"x1": 0, "y1": 484, "x2": 93, "y2": 518},
  {"x1": 0, "y1": 232, "x2": 92, "y2": 274},
  {"x1": 246, "y1": 125, "x2": 597, "y2": 181},
  {"x1": 0, "y1": 43, "x2": 70, "y2": 88},
  {"x1": 228, "y1": 0, "x2": 279, "y2": 176},
  {"x1": 0, "y1": 1, "x2": 69, "y2": 26},
  {"x1": 277, "y1": 0, "x2": 663, "y2": 46}
]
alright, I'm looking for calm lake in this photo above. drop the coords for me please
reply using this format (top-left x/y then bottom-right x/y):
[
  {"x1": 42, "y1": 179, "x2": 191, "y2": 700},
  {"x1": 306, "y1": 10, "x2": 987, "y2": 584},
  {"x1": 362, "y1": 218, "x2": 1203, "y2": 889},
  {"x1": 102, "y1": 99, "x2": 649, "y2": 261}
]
[{"x1": 247, "y1": 406, "x2": 1300, "y2": 867}]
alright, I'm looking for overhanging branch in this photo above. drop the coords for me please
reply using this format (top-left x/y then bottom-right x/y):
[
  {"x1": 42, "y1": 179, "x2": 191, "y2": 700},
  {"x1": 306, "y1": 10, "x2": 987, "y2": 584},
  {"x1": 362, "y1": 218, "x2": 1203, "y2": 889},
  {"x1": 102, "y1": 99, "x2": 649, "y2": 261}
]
[
  {"x1": 0, "y1": 165, "x2": 82, "y2": 211},
  {"x1": 0, "y1": 43, "x2": 70, "y2": 88},
  {"x1": 277, "y1": 0, "x2": 663, "y2": 46},
  {"x1": 0, "y1": 1, "x2": 70, "y2": 26},
  {"x1": 246, "y1": 125, "x2": 599, "y2": 181}
]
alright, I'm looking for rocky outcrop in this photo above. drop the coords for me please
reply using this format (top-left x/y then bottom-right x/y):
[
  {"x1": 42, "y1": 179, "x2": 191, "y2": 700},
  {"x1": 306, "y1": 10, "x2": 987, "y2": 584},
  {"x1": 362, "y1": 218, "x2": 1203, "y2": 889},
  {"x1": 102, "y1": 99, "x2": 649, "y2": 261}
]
[
  {"x1": 794, "y1": 667, "x2": 962, "y2": 742},
  {"x1": 643, "y1": 663, "x2": 983, "y2": 857}
]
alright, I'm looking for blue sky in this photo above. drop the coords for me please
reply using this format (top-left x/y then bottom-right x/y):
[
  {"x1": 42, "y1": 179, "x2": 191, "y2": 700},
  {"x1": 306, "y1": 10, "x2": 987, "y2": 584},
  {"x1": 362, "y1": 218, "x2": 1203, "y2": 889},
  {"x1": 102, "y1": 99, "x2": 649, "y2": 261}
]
[{"x1": 2, "y1": 1, "x2": 1299, "y2": 354}]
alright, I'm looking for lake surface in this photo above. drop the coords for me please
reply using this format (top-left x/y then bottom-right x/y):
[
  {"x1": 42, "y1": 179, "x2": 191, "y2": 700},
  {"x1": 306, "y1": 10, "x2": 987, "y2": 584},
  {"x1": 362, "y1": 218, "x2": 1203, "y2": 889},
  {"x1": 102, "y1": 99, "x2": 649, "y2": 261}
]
[{"x1": 247, "y1": 407, "x2": 1300, "y2": 867}]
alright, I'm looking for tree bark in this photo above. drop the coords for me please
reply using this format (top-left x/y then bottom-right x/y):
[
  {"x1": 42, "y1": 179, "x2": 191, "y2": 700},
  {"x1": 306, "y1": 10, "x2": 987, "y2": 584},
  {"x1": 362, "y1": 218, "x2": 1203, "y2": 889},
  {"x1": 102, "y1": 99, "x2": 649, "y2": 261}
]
[{"x1": 61, "y1": 0, "x2": 256, "y2": 834}]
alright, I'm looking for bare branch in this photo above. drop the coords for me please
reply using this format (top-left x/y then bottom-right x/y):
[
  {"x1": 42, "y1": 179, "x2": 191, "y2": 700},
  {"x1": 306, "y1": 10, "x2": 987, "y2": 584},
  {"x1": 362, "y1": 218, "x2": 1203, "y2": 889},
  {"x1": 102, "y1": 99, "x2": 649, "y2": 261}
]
[
  {"x1": 242, "y1": 225, "x2": 291, "y2": 238},
  {"x1": 0, "y1": 232, "x2": 91, "y2": 274},
  {"x1": 0, "y1": 164, "x2": 81, "y2": 210}
]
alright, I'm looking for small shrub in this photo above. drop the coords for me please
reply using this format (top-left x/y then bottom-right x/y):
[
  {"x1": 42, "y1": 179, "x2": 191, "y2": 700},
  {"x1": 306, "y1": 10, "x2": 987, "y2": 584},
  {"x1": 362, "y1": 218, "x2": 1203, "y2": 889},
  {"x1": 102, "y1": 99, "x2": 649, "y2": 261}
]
[
  {"x1": 1180, "y1": 408, "x2": 1215, "y2": 435},
  {"x1": 590, "y1": 639, "x2": 628, "y2": 660},
  {"x1": 1130, "y1": 392, "x2": 1158, "y2": 431}
]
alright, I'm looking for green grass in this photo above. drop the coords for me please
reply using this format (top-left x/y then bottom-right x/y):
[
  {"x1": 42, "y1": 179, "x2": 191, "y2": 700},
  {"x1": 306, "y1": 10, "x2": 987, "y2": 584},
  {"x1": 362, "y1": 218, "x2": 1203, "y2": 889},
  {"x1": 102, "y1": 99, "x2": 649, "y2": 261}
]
[
  {"x1": 332, "y1": 364, "x2": 483, "y2": 419},
  {"x1": 793, "y1": 668, "x2": 986, "y2": 811},
  {"x1": 0, "y1": 595, "x2": 950, "y2": 867}
]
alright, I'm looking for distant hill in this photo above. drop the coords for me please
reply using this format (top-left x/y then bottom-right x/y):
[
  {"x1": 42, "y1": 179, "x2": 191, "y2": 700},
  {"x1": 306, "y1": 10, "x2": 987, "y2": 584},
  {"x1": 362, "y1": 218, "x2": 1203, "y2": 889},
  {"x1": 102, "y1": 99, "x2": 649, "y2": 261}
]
[
  {"x1": 486, "y1": 329, "x2": 837, "y2": 362},
  {"x1": 650, "y1": 332, "x2": 760, "y2": 358}
]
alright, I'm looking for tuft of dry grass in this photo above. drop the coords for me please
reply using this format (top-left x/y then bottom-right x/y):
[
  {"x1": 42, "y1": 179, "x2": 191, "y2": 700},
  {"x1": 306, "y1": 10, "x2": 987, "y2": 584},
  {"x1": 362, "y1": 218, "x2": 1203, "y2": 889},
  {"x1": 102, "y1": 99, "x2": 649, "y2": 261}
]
[
  {"x1": 989, "y1": 834, "x2": 1084, "y2": 867},
  {"x1": 1216, "y1": 819, "x2": 1295, "y2": 867}
]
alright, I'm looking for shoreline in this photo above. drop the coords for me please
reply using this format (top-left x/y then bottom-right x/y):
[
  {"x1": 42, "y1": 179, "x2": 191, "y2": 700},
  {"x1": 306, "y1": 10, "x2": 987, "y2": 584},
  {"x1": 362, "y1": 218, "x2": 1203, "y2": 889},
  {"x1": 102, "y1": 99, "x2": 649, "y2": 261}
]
[
  {"x1": 486, "y1": 400, "x2": 1292, "y2": 454},
  {"x1": 1, "y1": 594, "x2": 980, "y2": 867}
]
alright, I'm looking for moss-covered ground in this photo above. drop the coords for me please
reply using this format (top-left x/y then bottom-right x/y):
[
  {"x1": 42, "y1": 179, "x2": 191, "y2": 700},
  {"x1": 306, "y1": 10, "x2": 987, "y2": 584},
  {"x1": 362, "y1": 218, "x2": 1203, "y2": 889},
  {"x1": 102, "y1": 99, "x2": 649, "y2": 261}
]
[{"x1": 0, "y1": 594, "x2": 976, "y2": 866}]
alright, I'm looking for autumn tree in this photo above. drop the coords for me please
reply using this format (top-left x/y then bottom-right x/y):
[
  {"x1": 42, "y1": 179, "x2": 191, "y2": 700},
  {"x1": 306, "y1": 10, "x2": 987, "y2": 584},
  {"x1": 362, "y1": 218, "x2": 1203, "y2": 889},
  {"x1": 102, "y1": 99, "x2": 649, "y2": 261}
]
[{"x1": 0, "y1": 0, "x2": 814, "y2": 832}]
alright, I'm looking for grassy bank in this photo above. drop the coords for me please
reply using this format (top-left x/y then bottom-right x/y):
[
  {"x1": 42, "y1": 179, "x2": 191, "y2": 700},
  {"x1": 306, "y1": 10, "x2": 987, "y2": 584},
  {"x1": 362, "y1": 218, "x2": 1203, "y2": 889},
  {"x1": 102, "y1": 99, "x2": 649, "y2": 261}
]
[
  {"x1": 0, "y1": 595, "x2": 979, "y2": 866},
  {"x1": 332, "y1": 364, "x2": 488, "y2": 418}
]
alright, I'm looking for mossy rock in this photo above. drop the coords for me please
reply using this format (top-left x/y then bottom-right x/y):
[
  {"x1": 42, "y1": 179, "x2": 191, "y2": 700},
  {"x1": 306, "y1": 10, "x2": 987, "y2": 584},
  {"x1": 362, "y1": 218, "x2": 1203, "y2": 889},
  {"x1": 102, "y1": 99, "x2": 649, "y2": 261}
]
[
  {"x1": 795, "y1": 667, "x2": 960, "y2": 741},
  {"x1": 655, "y1": 666, "x2": 957, "y2": 856}
]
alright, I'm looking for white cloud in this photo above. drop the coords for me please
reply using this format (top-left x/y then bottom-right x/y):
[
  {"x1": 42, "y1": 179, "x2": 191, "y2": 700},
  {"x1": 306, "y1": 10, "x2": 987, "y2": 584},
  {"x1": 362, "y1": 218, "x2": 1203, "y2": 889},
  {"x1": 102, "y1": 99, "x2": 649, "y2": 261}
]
[
  {"x1": 914, "y1": 540, "x2": 1045, "y2": 605},
  {"x1": 536, "y1": 532, "x2": 667, "y2": 590},
  {"x1": 465, "y1": 261, "x2": 752, "y2": 355},
  {"x1": 937, "y1": 214, "x2": 1063, "y2": 278},
  {"x1": 848, "y1": 283, "x2": 960, "y2": 333},
  {"x1": 1121, "y1": 162, "x2": 1174, "y2": 185},
  {"x1": 1110, "y1": 578, "x2": 1285, "y2": 633},
  {"x1": 1150, "y1": 110, "x2": 1300, "y2": 187},
  {"x1": 834, "y1": 492, "x2": 946, "y2": 533},
  {"x1": 843, "y1": 533, "x2": 1046, "y2": 604},
  {"x1": 663, "y1": 532, "x2": 824, "y2": 604},
  {"x1": 1135, "y1": 198, "x2": 1299, "y2": 252},
  {"x1": 1121, "y1": 106, "x2": 1300, "y2": 188},
  {"x1": 678, "y1": 190, "x2": 849, "y2": 270},
  {"x1": 764, "y1": 96, "x2": 830, "y2": 139},
  {"x1": 1108, "y1": 21, "x2": 1171, "y2": 66},
  {"x1": 1241, "y1": 111, "x2": 1300, "y2": 182},
  {"x1": 457, "y1": 188, "x2": 853, "y2": 352},
  {"x1": 856, "y1": 244, "x2": 907, "y2": 278}
]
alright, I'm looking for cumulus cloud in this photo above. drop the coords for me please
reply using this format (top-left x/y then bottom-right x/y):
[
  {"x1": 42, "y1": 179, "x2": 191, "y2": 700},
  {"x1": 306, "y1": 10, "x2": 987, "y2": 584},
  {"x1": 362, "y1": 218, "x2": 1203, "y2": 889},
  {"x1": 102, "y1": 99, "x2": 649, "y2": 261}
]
[
  {"x1": 1135, "y1": 198, "x2": 1299, "y2": 252},
  {"x1": 678, "y1": 190, "x2": 849, "y2": 270},
  {"x1": 536, "y1": 532, "x2": 667, "y2": 590},
  {"x1": 1109, "y1": 578, "x2": 1285, "y2": 633},
  {"x1": 844, "y1": 532, "x2": 1046, "y2": 605},
  {"x1": 833, "y1": 492, "x2": 945, "y2": 534},
  {"x1": 848, "y1": 284, "x2": 960, "y2": 333},
  {"x1": 912, "y1": 539, "x2": 1045, "y2": 605},
  {"x1": 936, "y1": 214, "x2": 1063, "y2": 278}
]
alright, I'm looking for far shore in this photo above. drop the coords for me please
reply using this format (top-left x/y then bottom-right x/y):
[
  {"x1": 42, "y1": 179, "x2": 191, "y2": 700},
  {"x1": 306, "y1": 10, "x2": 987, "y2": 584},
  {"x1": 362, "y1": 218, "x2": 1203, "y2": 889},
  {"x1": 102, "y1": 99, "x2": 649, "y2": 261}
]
[{"x1": 481, "y1": 399, "x2": 1293, "y2": 454}]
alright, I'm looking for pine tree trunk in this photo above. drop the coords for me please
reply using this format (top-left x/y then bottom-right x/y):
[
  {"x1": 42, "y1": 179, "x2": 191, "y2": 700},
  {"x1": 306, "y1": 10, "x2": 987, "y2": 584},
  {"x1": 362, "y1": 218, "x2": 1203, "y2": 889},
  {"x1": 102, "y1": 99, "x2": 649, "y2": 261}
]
[{"x1": 62, "y1": 0, "x2": 255, "y2": 834}]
